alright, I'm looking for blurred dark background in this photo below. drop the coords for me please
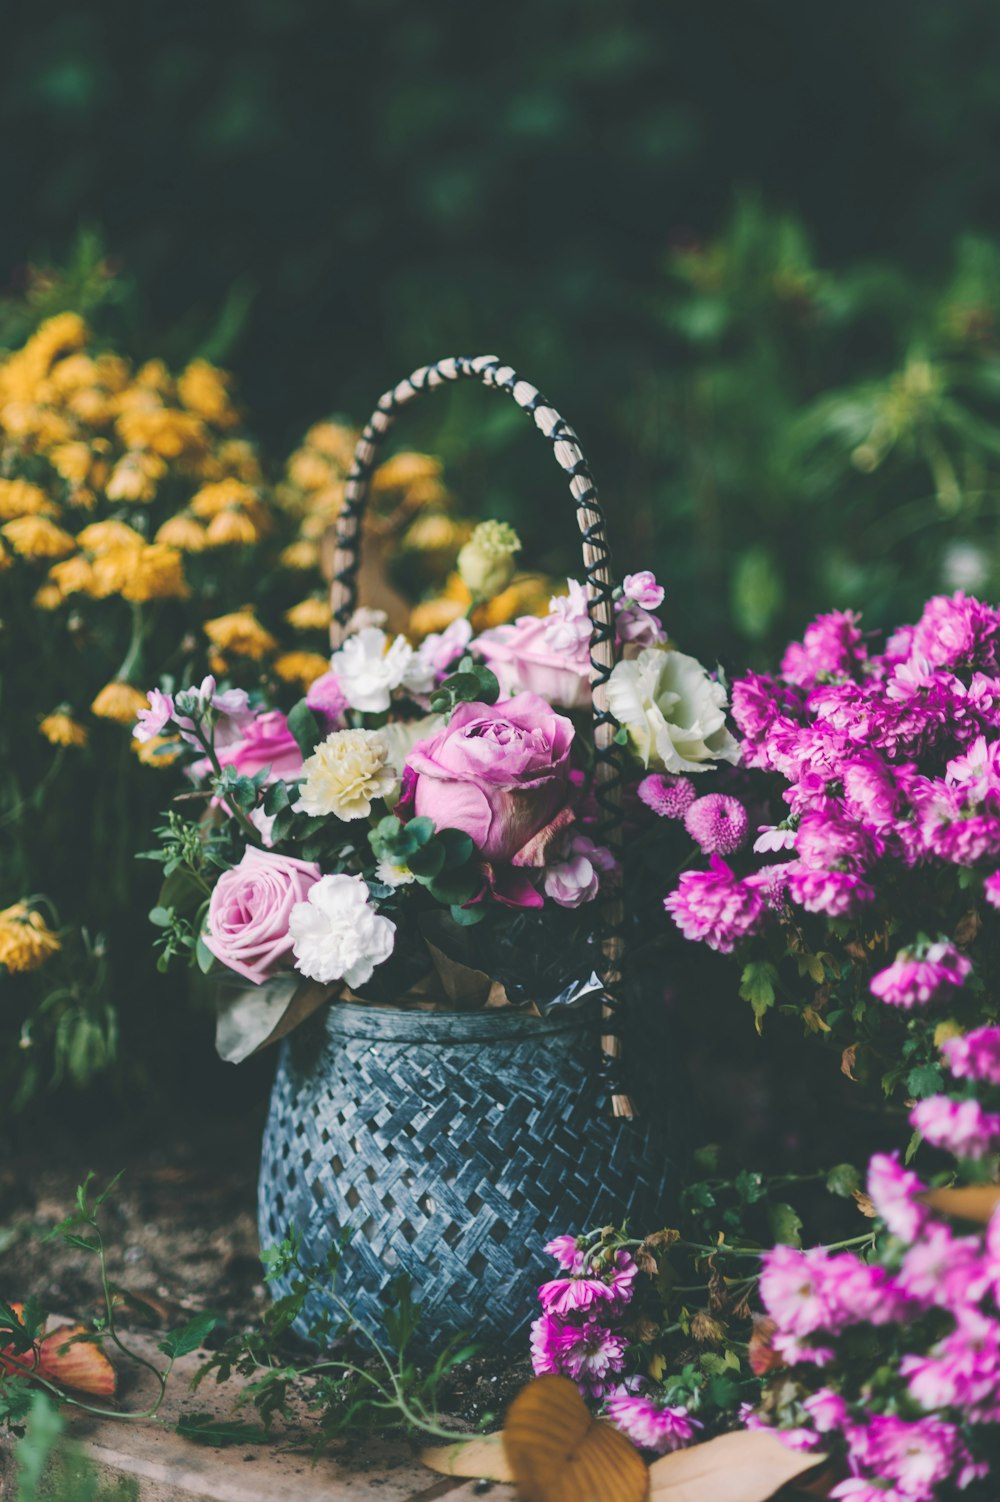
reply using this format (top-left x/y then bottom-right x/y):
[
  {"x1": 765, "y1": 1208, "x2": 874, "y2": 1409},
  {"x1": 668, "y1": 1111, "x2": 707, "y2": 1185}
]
[{"x1": 6, "y1": 0, "x2": 1000, "y2": 665}]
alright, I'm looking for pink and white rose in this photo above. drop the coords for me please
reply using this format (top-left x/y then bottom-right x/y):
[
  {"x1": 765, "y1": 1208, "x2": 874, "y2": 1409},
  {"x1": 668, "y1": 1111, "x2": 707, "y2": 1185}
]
[
  {"x1": 203, "y1": 846, "x2": 321, "y2": 985},
  {"x1": 400, "y1": 693, "x2": 575, "y2": 864}
]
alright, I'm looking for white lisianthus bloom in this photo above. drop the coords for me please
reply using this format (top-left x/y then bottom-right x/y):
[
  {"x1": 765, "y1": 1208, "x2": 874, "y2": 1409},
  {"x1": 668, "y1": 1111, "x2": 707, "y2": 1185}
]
[
  {"x1": 289, "y1": 874, "x2": 396, "y2": 988},
  {"x1": 331, "y1": 626, "x2": 416, "y2": 713},
  {"x1": 378, "y1": 713, "x2": 446, "y2": 783},
  {"x1": 607, "y1": 646, "x2": 741, "y2": 773},
  {"x1": 294, "y1": 729, "x2": 397, "y2": 820}
]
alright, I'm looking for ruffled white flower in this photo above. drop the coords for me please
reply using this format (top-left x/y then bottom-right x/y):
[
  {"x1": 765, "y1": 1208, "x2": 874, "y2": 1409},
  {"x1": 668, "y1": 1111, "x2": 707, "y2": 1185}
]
[
  {"x1": 330, "y1": 627, "x2": 417, "y2": 713},
  {"x1": 607, "y1": 646, "x2": 740, "y2": 774},
  {"x1": 376, "y1": 858, "x2": 415, "y2": 887},
  {"x1": 294, "y1": 729, "x2": 396, "y2": 820},
  {"x1": 289, "y1": 874, "x2": 396, "y2": 988}
]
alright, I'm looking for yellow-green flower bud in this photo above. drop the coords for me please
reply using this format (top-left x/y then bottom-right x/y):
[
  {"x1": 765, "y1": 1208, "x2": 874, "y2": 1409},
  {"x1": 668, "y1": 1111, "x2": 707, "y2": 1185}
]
[{"x1": 456, "y1": 520, "x2": 521, "y2": 601}]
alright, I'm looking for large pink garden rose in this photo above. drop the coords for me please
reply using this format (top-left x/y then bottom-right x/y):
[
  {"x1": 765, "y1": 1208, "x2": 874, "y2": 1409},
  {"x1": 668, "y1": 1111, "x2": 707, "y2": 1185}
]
[
  {"x1": 475, "y1": 616, "x2": 592, "y2": 710},
  {"x1": 216, "y1": 709, "x2": 304, "y2": 783},
  {"x1": 400, "y1": 693, "x2": 575, "y2": 867},
  {"x1": 203, "y1": 847, "x2": 322, "y2": 984}
]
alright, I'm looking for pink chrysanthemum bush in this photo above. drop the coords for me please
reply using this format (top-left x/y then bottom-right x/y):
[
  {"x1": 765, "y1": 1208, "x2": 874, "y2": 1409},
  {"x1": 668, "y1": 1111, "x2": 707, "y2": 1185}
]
[{"x1": 662, "y1": 593, "x2": 1000, "y2": 1113}]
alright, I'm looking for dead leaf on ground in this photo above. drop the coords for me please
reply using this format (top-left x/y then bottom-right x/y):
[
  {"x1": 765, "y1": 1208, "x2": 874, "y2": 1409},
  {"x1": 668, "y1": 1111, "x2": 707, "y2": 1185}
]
[
  {"x1": 1, "y1": 1307, "x2": 116, "y2": 1398},
  {"x1": 648, "y1": 1429, "x2": 825, "y2": 1501},
  {"x1": 503, "y1": 1374, "x2": 649, "y2": 1502},
  {"x1": 840, "y1": 1044, "x2": 858, "y2": 1081},
  {"x1": 921, "y1": 1184, "x2": 1000, "y2": 1224},
  {"x1": 421, "y1": 1431, "x2": 514, "y2": 1481}
]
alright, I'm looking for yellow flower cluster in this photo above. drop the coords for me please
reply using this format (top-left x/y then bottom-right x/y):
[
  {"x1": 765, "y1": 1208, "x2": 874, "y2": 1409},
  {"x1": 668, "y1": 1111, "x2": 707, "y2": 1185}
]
[
  {"x1": 0, "y1": 313, "x2": 266, "y2": 607},
  {"x1": 0, "y1": 902, "x2": 61, "y2": 974}
]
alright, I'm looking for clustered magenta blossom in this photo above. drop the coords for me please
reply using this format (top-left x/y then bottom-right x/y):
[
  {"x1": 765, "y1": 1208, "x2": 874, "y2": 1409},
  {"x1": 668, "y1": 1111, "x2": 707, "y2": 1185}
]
[
  {"x1": 749, "y1": 1136, "x2": 1000, "y2": 1500},
  {"x1": 530, "y1": 1240, "x2": 701, "y2": 1454},
  {"x1": 663, "y1": 592, "x2": 1000, "y2": 961}
]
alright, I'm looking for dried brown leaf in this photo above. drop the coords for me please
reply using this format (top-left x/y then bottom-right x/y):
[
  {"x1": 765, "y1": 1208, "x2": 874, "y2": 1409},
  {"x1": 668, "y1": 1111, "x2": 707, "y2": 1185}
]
[{"x1": 648, "y1": 1430, "x2": 824, "y2": 1501}]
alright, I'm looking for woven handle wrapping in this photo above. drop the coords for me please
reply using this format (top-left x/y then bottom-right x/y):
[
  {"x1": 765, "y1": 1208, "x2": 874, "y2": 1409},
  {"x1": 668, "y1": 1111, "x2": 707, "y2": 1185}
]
[{"x1": 329, "y1": 355, "x2": 633, "y2": 1117}]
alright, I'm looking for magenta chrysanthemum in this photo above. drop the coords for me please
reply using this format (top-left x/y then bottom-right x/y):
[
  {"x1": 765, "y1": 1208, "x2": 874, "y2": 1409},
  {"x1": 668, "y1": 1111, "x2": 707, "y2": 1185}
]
[
  {"x1": 664, "y1": 856, "x2": 763, "y2": 952},
  {"x1": 604, "y1": 1393, "x2": 701, "y2": 1454},
  {"x1": 910, "y1": 1095, "x2": 1000, "y2": 1160},
  {"x1": 941, "y1": 1025, "x2": 1000, "y2": 1085},
  {"x1": 637, "y1": 773, "x2": 697, "y2": 819},
  {"x1": 869, "y1": 942, "x2": 972, "y2": 1009},
  {"x1": 683, "y1": 793, "x2": 749, "y2": 854}
]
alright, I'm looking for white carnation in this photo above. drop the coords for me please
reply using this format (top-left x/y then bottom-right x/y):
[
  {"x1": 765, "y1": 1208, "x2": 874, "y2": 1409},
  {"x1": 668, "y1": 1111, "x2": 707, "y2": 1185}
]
[
  {"x1": 294, "y1": 729, "x2": 397, "y2": 820},
  {"x1": 607, "y1": 646, "x2": 740, "y2": 774},
  {"x1": 331, "y1": 626, "x2": 416, "y2": 713},
  {"x1": 289, "y1": 874, "x2": 396, "y2": 988}
]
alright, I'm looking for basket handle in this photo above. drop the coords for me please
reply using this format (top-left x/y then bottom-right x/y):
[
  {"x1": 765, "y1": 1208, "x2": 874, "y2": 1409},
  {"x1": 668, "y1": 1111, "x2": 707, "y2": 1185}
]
[{"x1": 329, "y1": 355, "x2": 634, "y2": 1117}]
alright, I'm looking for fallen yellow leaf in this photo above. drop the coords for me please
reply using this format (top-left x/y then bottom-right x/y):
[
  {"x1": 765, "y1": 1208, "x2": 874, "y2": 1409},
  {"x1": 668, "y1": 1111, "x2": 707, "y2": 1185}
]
[
  {"x1": 648, "y1": 1429, "x2": 824, "y2": 1501},
  {"x1": 503, "y1": 1375, "x2": 649, "y2": 1502},
  {"x1": 421, "y1": 1431, "x2": 514, "y2": 1481},
  {"x1": 921, "y1": 1184, "x2": 1000, "y2": 1224}
]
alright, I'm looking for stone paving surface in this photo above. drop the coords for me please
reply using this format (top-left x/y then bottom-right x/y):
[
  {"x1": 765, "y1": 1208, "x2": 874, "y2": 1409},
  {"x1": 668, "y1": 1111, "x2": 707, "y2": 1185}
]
[{"x1": 0, "y1": 1332, "x2": 517, "y2": 1502}]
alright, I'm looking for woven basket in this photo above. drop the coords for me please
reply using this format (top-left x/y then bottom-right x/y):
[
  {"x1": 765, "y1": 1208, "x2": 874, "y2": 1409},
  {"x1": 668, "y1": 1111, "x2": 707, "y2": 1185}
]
[{"x1": 258, "y1": 355, "x2": 676, "y2": 1342}]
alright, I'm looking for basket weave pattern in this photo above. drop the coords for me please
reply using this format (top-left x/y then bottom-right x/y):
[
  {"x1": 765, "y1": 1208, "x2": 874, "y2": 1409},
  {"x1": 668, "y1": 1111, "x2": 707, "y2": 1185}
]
[{"x1": 259, "y1": 1004, "x2": 675, "y2": 1341}]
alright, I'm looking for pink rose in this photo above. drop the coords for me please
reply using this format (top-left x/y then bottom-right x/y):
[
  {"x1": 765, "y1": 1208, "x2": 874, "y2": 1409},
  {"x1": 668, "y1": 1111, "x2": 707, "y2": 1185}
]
[
  {"x1": 475, "y1": 616, "x2": 591, "y2": 710},
  {"x1": 401, "y1": 693, "x2": 575, "y2": 863},
  {"x1": 204, "y1": 846, "x2": 321, "y2": 984},
  {"x1": 216, "y1": 709, "x2": 304, "y2": 783},
  {"x1": 306, "y1": 671, "x2": 349, "y2": 729}
]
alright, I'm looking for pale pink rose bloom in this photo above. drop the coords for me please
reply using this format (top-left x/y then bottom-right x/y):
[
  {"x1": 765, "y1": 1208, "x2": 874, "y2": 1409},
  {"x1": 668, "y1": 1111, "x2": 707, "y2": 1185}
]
[
  {"x1": 622, "y1": 570, "x2": 665, "y2": 610},
  {"x1": 203, "y1": 846, "x2": 321, "y2": 985},
  {"x1": 216, "y1": 709, "x2": 304, "y2": 783},
  {"x1": 544, "y1": 833, "x2": 616, "y2": 908},
  {"x1": 475, "y1": 614, "x2": 592, "y2": 710},
  {"x1": 400, "y1": 693, "x2": 574, "y2": 863}
]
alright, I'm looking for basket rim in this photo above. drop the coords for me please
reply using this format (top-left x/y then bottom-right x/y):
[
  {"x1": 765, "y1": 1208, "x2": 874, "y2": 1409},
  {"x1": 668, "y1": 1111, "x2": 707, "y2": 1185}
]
[{"x1": 318, "y1": 996, "x2": 600, "y2": 1044}]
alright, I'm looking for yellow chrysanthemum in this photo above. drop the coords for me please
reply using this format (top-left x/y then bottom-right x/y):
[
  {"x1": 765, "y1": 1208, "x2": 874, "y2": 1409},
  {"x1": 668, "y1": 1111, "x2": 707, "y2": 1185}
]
[
  {"x1": 0, "y1": 543, "x2": 13, "y2": 573},
  {"x1": 91, "y1": 682, "x2": 149, "y2": 724},
  {"x1": 279, "y1": 539, "x2": 320, "y2": 570},
  {"x1": 285, "y1": 596, "x2": 332, "y2": 632},
  {"x1": 408, "y1": 597, "x2": 468, "y2": 639},
  {"x1": 133, "y1": 359, "x2": 174, "y2": 394},
  {"x1": 0, "y1": 402, "x2": 76, "y2": 448},
  {"x1": 288, "y1": 449, "x2": 335, "y2": 491},
  {"x1": 372, "y1": 452, "x2": 441, "y2": 494},
  {"x1": 304, "y1": 421, "x2": 357, "y2": 467},
  {"x1": 0, "y1": 902, "x2": 61, "y2": 974},
  {"x1": 116, "y1": 406, "x2": 208, "y2": 463},
  {"x1": 93, "y1": 353, "x2": 130, "y2": 393},
  {"x1": 121, "y1": 544, "x2": 188, "y2": 602},
  {"x1": 132, "y1": 734, "x2": 183, "y2": 767},
  {"x1": 204, "y1": 609, "x2": 277, "y2": 660},
  {"x1": 105, "y1": 451, "x2": 166, "y2": 503},
  {"x1": 189, "y1": 478, "x2": 258, "y2": 518},
  {"x1": 204, "y1": 509, "x2": 260, "y2": 547},
  {"x1": 49, "y1": 441, "x2": 96, "y2": 487},
  {"x1": 0, "y1": 478, "x2": 58, "y2": 521},
  {"x1": 478, "y1": 575, "x2": 554, "y2": 627},
  {"x1": 33, "y1": 581, "x2": 63, "y2": 609},
  {"x1": 29, "y1": 312, "x2": 88, "y2": 365},
  {"x1": 1, "y1": 515, "x2": 76, "y2": 560},
  {"x1": 46, "y1": 352, "x2": 97, "y2": 394},
  {"x1": 77, "y1": 519, "x2": 145, "y2": 554},
  {"x1": 39, "y1": 711, "x2": 88, "y2": 748},
  {"x1": 403, "y1": 513, "x2": 470, "y2": 553},
  {"x1": 177, "y1": 360, "x2": 238, "y2": 428},
  {"x1": 272, "y1": 651, "x2": 331, "y2": 689},
  {"x1": 215, "y1": 439, "x2": 262, "y2": 483},
  {"x1": 49, "y1": 554, "x2": 97, "y2": 597},
  {"x1": 154, "y1": 514, "x2": 207, "y2": 552}
]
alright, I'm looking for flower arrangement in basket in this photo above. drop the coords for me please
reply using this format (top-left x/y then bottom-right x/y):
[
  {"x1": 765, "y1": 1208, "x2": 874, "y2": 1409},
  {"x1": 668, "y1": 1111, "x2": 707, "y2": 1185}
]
[{"x1": 139, "y1": 355, "x2": 739, "y2": 1337}]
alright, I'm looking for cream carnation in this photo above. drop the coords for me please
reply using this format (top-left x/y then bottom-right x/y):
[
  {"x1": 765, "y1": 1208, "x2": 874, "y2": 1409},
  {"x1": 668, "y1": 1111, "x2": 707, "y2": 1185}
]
[
  {"x1": 607, "y1": 646, "x2": 740, "y2": 773},
  {"x1": 289, "y1": 874, "x2": 396, "y2": 988},
  {"x1": 294, "y1": 728, "x2": 397, "y2": 820}
]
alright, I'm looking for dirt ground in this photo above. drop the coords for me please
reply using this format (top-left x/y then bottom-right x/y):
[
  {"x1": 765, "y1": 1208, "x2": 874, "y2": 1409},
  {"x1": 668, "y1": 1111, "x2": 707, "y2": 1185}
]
[{"x1": 0, "y1": 1105, "x2": 531, "y2": 1427}]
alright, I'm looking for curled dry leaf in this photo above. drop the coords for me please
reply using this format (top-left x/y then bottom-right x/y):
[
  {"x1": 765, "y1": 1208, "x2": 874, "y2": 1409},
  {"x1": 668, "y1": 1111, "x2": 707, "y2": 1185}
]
[
  {"x1": 648, "y1": 1429, "x2": 825, "y2": 1501},
  {"x1": 503, "y1": 1374, "x2": 649, "y2": 1502},
  {"x1": 747, "y1": 1315, "x2": 783, "y2": 1376},
  {"x1": 921, "y1": 1184, "x2": 1000, "y2": 1224},
  {"x1": 1, "y1": 1307, "x2": 116, "y2": 1398},
  {"x1": 420, "y1": 1432, "x2": 514, "y2": 1482}
]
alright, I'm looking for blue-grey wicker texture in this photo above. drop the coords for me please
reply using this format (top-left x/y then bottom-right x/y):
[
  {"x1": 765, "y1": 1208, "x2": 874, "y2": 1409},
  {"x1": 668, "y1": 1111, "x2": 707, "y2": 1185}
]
[{"x1": 258, "y1": 1001, "x2": 675, "y2": 1343}]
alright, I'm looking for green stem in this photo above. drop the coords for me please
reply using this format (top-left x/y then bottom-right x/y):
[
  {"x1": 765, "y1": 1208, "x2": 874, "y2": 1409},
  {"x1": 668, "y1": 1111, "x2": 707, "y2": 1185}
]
[
  {"x1": 0, "y1": 751, "x2": 65, "y2": 829},
  {"x1": 115, "y1": 603, "x2": 148, "y2": 685}
]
